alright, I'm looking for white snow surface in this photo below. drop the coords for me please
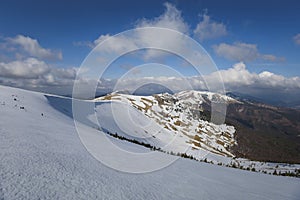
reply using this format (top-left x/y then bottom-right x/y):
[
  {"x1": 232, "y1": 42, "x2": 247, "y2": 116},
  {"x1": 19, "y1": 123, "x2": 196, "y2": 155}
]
[
  {"x1": 96, "y1": 91, "x2": 237, "y2": 159},
  {"x1": 95, "y1": 92, "x2": 300, "y2": 173},
  {"x1": 0, "y1": 85, "x2": 299, "y2": 200}
]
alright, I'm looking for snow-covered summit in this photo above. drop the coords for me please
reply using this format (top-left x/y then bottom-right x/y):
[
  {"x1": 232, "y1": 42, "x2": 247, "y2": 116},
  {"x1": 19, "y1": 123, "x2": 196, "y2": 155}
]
[{"x1": 96, "y1": 90, "x2": 238, "y2": 159}]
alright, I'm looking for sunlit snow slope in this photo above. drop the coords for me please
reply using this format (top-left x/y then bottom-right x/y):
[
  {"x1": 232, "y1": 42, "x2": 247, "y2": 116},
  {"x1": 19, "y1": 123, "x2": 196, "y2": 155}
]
[
  {"x1": 0, "y1": 85, "x2": 299, "y2": 200},
  {"x1": 96, "y1": 91, "x2": 237, "y2": 159},
  {"x1": 95, "y1": 92, "x2": 300, "y2": 173}
]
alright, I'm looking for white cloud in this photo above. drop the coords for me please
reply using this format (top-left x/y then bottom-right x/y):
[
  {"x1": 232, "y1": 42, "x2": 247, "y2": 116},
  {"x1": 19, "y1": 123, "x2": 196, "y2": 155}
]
[
  {"x1": 51, "y1": 67, "x2": 77, "y2": 80},
  {"x1": 75, "y1": 3, "x2": 284, "y2": 66},
  {"x1": 261, "y1": 54, "x2": 285, "y2": 62},
  {"x1": 8, "y1": 35, "x2": 62, "y2": 60},
  {"x1": 293, "y1": 33, "x2": 300, "y2": 45},
  {"x1": 93, "y1": 34, "x2": 111, "y2": 46},
  {"x1": 193, "y1": 14, "x2": 227, "y2": 41},
  {"x1": 207, "y1": 62, "x2": 256, "y2": 86},
  {"x1": 136, "y1": 2, "x2": 189, "y2": 34},
  {"x1": 93, "y1": 34, "x2": 138, "y2": 54},
  {"x1": 1, "y1": 60, "x2": 299, "y2": 103},
  {"x1": 213, "y1": 42, "x2": 259, "y2": 61},
  {"x1": 213, "y1": 42, "x2": 283, "y2": 62},
  {"x1": 206, "y1": 62, "x2": 300, "y2": 90},
  {"x1": 85, "y1": 3, "x2": 190, "y2": 61},
  {"x1": 0, "y1": 57, "x2": 82, "y2": 95},
  {"x1": 93, "y1": 2, "x2": 189, "y2": 46},
  {"x1": 36, "y1": 67, "x2": 78, "y2": 87},
  {"x1": 0, "y1": 58, "x2": 50, "y2": 79},
  {"x1": 96, "y1": 62, "x2": 300, "y2": 96},
  {"x1": 0, "y1": 34, "x2": 72, "y2": 94},
  {"x1": 73, "y1": 41, "x2": 94, "y2": 48}
]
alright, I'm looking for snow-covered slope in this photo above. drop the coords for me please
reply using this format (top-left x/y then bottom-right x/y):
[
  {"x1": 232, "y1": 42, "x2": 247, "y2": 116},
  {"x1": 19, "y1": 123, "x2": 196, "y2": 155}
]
[
  {"x1": 0, "y1": 85, "x2": 300, "y2": 200},
  {"x1": 95, "y1": 92, "x2": 300, "y2": 174},
  {"x1": 96, "y1": 91, "x2": 237, "y2": 159}
]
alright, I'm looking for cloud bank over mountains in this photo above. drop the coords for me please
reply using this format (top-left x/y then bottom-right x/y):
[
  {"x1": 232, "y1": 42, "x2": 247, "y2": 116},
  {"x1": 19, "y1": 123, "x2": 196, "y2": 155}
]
[{"x1": 98, "y1": 62, "x2": 300, "y2": 95}]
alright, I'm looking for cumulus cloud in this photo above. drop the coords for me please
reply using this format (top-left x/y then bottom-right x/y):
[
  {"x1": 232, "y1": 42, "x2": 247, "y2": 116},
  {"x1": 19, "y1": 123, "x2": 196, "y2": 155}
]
[
  {"x1": 207, "y1": 62, "x2": 300, "y2": 104},
  {"x1": 77, "y1": 2, "x2": 190, "y2": 54},
  {"x1": 93, "y1": 34, "x2": 139, "y2": 54},
  {"x1": 0, "y1": 34, "x2": 74, "y2": 94},
  {"x1": 93, "y1": 34, "x2": 111, "y2": 46},
  {"x1": 75, "y1": 2, "x2": 284, "y2": 66},
  {"x1": 80, "y1": 3, "x2": 234, "y2": 54},
  {"x1": 213, "y1": 42, "x2": 258, "y2": 62},
  {"x1": 206, "y1": 62, "x2": 300, "y2": 89},
  {"x1": 213, "y1": 42, "x2": 283, "y2": 62},
  {"x1": 1, "y1": 58, "x2": 299, "y2": 104},
  {"x1": 193, "y1": 14, "x2": 227, "y2": 41},
  {"x1": 206, "y1": 62, "x2": 256, "y2": 86},
  {"x1": 7, "y1": 35, "x2": 62, "y2": 60},
  {"x1": 293, "y1": 33, "x2": 300, "y2": 45},
  {"x1": 78, "y1": 3, "x2": 191, "y2": 61},
  {"x1": 0, "y1": 58, "x2": 50, "y2": 79},
  {"x1": 92, "y1": 2, "x2": 188, "y2": 46},
  {"x1": 0, "y1": 57, "x2": 81, "y2": 95},
  {"x1": 135, "y1": 2, "x2": 189, "y2": 34}
]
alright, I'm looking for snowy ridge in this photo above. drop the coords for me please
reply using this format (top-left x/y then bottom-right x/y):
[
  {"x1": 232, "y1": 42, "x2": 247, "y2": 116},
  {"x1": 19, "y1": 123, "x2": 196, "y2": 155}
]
[
  {"x1": 96, "y1": 91, "x2": 300, "y2": 174},
  {"x1": 96, "y1": 91, "x2": 237, "y2": 159},
  {"x1": 175, "y1": 90, "x2": 239, "y2": 104}
]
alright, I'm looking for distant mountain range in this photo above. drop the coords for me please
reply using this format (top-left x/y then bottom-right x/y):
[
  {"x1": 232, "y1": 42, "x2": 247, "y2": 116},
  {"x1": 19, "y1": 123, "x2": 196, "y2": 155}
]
[
  {"x1": 220, "y1": 93, "x2": 300, "y2": 163},
  {"x1": 91, "y1": 83, "x2": 300, "y2": 110},
  {"x1": 226, "y1": 92, "x2": 300, "y2": 110}
]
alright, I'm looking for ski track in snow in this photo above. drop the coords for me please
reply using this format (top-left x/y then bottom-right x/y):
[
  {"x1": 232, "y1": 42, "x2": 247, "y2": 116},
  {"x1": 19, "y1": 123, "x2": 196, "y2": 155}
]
[{"x1": 0, "y1": 85, "x2": 299, "y2": 200}]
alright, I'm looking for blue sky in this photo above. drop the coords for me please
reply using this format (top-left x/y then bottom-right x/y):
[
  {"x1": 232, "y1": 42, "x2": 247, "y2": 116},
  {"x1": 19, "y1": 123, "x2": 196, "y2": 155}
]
[
  {"x1": 1, "y1": 0, "x2": 299, "y2": 75},
  {"x1": 0, "y1": 0, "x2": 300, "y2": 102}
]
